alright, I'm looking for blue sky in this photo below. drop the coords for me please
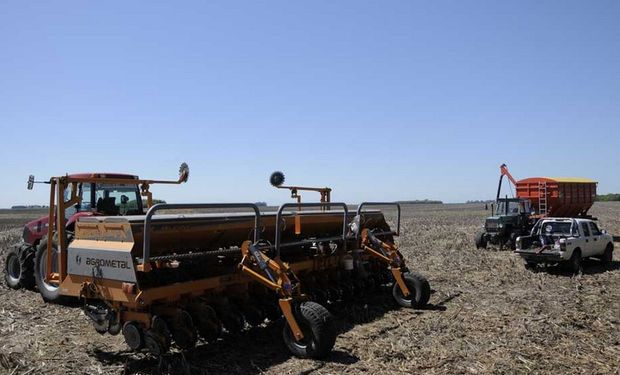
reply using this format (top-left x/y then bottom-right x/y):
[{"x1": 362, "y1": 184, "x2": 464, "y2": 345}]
[{"x1": 1, "y1": 1, "x2": 618, "y2": 207}]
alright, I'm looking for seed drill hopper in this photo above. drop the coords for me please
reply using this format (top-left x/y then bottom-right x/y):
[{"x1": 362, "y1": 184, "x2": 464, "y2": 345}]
[{"x1": 6, "y1": 167, "x2": 430, "y2": 358}]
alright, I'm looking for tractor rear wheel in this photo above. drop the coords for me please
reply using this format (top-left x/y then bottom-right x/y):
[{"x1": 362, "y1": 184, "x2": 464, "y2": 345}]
[
  {"x1": 34, "y1": 238, "x2": 64, "y2": 303},
  {"x1": 392, "y1": 272, "x2": 430, "y2": 309},
  {"x1": 282, "y1": 302, "x2": 336, "y2": 359}
]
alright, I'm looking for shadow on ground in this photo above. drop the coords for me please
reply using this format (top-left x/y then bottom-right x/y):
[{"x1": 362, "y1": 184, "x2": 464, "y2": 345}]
[
  {"x1": 89, "y1": 289, "x2": 454, "y2": 375},
  {"x1": 528, "y1": 259, "x2": 620, "y2": 276}
]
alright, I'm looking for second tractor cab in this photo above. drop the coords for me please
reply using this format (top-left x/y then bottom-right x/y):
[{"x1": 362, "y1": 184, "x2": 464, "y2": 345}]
[{"x1": 477, "y1": 197, "x2": 535, "y2": 250}]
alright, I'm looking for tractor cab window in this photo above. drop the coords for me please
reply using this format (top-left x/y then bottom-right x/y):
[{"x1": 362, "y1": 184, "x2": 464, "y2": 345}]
[
  {"x1": 521, "y1": 201, "x2": 532, "y2": 215},
  {"x1": 80, "y1": 183, "x2": 93, "y2": 211},
  {"x1": 496, "y1": 200, "x2": 521, "y2": 215},
  {"x1": 64, "y1": 184, "x2": 76, "y2": 219},
  {"x1": 95, "y1": 184, "x2": 142, "y2": 216},
  {"x1": 64, "y1": 183, "x2": 94, "y2": 219}
]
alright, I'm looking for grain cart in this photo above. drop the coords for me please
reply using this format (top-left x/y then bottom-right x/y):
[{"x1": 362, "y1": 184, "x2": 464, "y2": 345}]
[
  {"x1": 5, "y1": 168, "x2": 429, "y2": 359},
  {"x1": 475, "y1": 164, "x2": 597, "y2": 249}
]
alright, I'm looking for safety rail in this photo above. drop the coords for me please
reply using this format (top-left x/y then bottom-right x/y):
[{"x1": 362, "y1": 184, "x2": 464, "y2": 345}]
[
  {"x1": 141, "y1": 203, "x2": 262, "y2": 266},
  {"x1": 275, "y1": 202, "x2": 349, "y2": 257},
  {"x1": 356, "y1": 202, "x2": 401, "y2": 238}
]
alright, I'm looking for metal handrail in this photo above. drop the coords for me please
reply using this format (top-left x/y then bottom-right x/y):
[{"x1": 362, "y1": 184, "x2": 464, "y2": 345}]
[
  {"x1": 141, "y1": 203, "x2": 262, "y2": 266},
  {"x1": 275, "y1": 202, "x2": 349, "y2": 257},
  {"x1": 356, "y1": 202, "x2": 401, "y2": 238}
]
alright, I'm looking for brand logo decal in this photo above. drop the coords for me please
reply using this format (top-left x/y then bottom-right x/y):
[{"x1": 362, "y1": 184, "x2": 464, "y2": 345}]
[{"x1": 85, "y1": 257, "x2": 131, "y2": 270}]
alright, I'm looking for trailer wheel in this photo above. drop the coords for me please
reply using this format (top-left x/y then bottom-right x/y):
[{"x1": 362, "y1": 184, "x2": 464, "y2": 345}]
[
  {"x1": 392, "y1": 272, "x2": 430, "y2": 309},
  {"x1": 567, "y1": 249, "x2": 582, "y2": 274},
  {"x1": 282, "y1": 301, "x2": 336, "y2": 359},
  {"x1": 474, "y1": 232, "x2": 487, "y2": 249},
  {"x1": 34, "y1": 238, "x2": 65, "y2": 302},
  {"x1": 600, "y1": 244, "x2": 613, "y2": 265}
]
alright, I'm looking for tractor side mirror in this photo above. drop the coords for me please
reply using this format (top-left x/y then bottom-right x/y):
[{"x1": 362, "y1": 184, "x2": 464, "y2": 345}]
[{"x1": 27, "y1": 175, "x2": 35, "y2": 190}]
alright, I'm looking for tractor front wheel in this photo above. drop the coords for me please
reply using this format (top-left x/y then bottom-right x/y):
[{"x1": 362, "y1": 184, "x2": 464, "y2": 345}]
[
  {"x1": 282, "y1": 302, "x2": 336, "y2": 359},
  {"x1": 4, "y1": 245, "x2": 35, "y2": 290}
]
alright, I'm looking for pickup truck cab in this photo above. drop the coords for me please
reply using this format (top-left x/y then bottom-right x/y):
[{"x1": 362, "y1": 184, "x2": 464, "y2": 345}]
[{"x1": 515, "y1": 218, "x2": 614, "y2": 273}]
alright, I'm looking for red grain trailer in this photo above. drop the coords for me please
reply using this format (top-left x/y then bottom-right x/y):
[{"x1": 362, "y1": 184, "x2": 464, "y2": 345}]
[{"x1": 515, "y1": 177, "x2": 597, "y2": 217}]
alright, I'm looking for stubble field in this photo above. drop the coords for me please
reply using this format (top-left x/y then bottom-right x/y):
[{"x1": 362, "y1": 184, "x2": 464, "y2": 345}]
[{"x1": 1, "y1": 203, "x2": 619, "y2": 374}]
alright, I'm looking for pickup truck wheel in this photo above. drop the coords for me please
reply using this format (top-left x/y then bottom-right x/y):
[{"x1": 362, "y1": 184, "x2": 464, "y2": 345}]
[
  {"x1": 567, "y1": 249, "x2": 582, "y2": 274},
  {"x1": 474, "y1": 232, "x2": 487, "y2": 249},
  {"x1": 601, "y1": 244, "x2": 613, "y2": 265}
]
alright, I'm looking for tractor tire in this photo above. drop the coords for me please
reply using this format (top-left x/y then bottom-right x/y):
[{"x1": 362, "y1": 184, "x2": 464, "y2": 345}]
[
  {"x1": 392, "y1": 272, "x2": 430, "y2": 309},
  {"x1": 600, "y1": 244, "x2": 614, "y2": 265},
  {"x1": 282, "y1": 301, "x2": 336, "y2": 359},
  {"x1": 566, "y1": 249, "x2": 582, "y2": 275},
  {"x1": 34, "y1": 238, "x2": 65, "y2": 303},
  {"x1": 474, "y1": 232, "x2": 487, "y2": 249},
  {"x1": 4, "y1": 246, "x2": 35, "y2": 290}
]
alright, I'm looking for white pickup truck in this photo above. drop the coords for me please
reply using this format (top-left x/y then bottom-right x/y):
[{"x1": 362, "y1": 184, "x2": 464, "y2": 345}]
[{"x1": 515, "y1": 218, "x2": 614, "y2": 273}]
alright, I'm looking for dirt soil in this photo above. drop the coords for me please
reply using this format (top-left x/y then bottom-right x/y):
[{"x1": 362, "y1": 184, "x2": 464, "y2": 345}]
[{"x1": 1, "y1": 204, "x2": 619, "y2": 374}]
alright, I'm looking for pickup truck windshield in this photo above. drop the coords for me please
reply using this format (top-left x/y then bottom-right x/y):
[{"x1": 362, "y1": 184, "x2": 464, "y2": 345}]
[{"x1": 540, "y1": 222, "x2": 572, "y2": 236}]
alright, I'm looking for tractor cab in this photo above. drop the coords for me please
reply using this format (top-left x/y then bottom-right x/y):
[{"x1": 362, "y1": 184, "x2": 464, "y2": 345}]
[
  {"x1": 482, "y1": 198, "x2": 534, "y2": 249},
  {"x1": 494, "y1": 198, "x2": 533, "y2": 216},
  {"x1": 64, "y1": 174, "x2": 144, "y2": 218},
  {"x1": 20, "y1": 164, "x2": 189, "y2": 246},
  {"x1": 22, "y1": 173, "x2": 144, "y2": 246}
]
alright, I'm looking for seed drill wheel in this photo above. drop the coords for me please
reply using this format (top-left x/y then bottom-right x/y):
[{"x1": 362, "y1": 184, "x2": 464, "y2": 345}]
[
  {"x1": 392, "y1": 272, "x2": 430, "y2": 309},
  {"x1": 214, "y1": 300, "x2": 245, "y2": 334},
  {"x1": 189, "y1": 303, "x2": 222, "y2": 342},
  {"x1": 4, "y1": 247, "x2": 35, "y2": 290},
  {"x1": 122, "y1": 322, "x2": 144, "y2": 351},
  {"x1": 145, "y1": 316, "x2": 171, "y2": 356},
  {"x1": 170, "y1": 310, "x2": 198, "y2": 350},
  {"x1": 282, "y1": 302, "x2": 336, "y2": 359}
]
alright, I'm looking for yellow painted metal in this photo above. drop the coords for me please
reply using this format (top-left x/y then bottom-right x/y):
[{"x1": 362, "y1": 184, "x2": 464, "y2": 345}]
[
  {"x1": 279, "y1": 298, "x2": 304, "y2": 340},
  {"x1": 391, "y1": 267, "x2": 410, "y2": 297},
  {"x1": 544, "y1": 177, "x2": 597, "y2": 183}
]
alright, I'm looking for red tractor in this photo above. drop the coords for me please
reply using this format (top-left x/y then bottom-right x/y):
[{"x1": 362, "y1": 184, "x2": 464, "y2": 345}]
[{"x1": 4, "y1": 164, "x2": 189, "y2": 302}]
